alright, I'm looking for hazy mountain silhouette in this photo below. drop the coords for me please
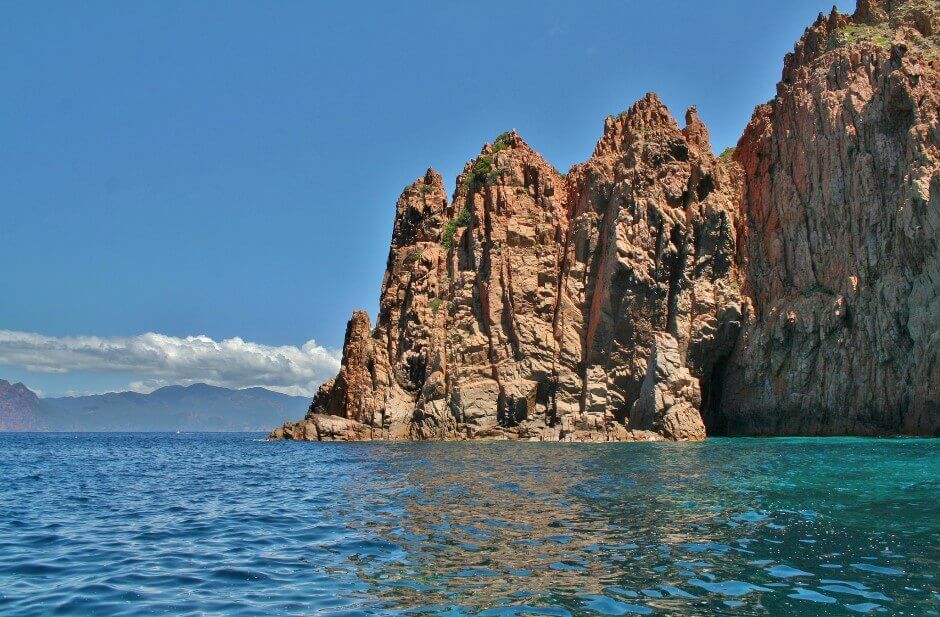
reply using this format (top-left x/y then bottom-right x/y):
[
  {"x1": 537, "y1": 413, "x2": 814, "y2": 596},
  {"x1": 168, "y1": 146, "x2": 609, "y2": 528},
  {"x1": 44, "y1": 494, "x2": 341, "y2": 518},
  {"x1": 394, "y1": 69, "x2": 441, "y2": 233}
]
[{"x1": 0, "y1": 380, "x2": 309, "y2": 431}]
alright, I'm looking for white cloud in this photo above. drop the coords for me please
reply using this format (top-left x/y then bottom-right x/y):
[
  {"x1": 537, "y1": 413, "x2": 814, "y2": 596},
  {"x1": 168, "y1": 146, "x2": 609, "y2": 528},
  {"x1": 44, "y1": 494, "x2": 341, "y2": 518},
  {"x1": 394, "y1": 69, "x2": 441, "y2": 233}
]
[{"x1": 0, "y1": 330, "x2": 342, "y2": 397}]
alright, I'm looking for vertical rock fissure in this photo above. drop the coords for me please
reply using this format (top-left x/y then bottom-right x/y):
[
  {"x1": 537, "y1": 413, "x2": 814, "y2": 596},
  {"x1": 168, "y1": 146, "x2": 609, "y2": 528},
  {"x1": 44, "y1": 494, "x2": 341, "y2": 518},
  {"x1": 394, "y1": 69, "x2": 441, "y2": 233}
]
[{"x1": 269, "y1": 0, "x2": 939, "y2": 442}]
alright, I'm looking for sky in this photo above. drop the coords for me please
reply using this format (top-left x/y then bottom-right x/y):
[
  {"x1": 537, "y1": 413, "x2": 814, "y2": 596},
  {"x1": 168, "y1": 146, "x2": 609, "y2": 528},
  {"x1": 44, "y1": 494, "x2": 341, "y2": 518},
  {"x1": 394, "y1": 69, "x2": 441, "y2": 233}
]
[{"x1": 0, "y1": 0, "x2": 855, "y2": 397}]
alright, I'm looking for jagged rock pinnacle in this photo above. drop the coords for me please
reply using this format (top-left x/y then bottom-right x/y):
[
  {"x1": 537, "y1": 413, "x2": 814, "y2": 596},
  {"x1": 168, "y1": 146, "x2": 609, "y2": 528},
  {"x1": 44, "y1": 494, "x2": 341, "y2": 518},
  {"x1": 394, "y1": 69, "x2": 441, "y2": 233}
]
[{"x1": 270, "y1": 2, "x2": 939, "y2": 441}]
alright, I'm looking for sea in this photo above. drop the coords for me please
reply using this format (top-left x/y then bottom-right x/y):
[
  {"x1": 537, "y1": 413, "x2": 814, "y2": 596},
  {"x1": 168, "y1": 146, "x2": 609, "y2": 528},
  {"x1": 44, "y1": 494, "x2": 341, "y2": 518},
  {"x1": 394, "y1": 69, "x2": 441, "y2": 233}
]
[{"x1": 0, "y1": 433, "x2": 937, "y2": 615}]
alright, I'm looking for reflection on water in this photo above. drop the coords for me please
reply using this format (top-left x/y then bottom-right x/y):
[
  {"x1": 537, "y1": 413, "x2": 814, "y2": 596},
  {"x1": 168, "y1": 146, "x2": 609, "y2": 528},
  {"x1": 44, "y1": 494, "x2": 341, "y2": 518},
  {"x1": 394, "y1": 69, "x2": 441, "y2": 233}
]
[
  {"x1": 0, "y1": 434, "x2": 936, "y2": 615},
  {"x1": 333, "y1": 441, "x2": 938, "y2": 615}
]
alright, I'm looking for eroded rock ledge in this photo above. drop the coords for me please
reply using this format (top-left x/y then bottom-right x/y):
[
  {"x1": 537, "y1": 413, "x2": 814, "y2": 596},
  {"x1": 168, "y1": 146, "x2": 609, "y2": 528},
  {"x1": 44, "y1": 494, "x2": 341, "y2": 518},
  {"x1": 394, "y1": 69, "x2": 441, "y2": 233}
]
[{"x1": 271, "y1": 0, "x2": 939, "y2": 442}]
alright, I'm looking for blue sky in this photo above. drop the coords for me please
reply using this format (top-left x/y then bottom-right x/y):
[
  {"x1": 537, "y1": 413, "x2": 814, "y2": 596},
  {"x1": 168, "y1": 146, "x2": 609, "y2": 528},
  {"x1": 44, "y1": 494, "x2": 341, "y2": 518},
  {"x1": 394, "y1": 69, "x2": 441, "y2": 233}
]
[{"x1": 0, "y1": 0, "x2": 854, "y2": 396}]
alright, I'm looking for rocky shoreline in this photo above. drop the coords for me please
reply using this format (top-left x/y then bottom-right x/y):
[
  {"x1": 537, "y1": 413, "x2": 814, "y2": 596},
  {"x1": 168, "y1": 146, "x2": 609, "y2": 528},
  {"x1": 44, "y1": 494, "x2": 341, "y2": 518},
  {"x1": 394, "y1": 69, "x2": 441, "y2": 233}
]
[{"x1": 271, "y1": 0, "x2": 939, "y2": 442}]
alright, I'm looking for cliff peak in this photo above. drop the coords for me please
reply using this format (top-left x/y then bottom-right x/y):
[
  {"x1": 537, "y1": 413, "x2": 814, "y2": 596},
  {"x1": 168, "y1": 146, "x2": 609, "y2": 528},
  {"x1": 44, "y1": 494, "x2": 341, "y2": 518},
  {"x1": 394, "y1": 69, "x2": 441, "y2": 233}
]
[
  {"x1": 402, "y1": 167, "x2": 445, "y2": 194},
  {"x1": 455, "y1": 129, "x2": 561, "y2": 197},
  {"x1": 854, "y1": 0, "x2": 888, "y2": 24},
  {"x1": 348, "y1": 309, "x2": 371, "y2": 332},
  {"x1": 423, "y1": 167, "x2": 442, "y2": 185},
  {"x1": 783, "y1": 0, "x2": 938, "y2": 82},
  {"x1": 478, "y1": 129, "x2": 534, "y2": 157},
  {"x1": 682, "y1": 106, "x2": 712, "y2": 154},
  {"x1": 392, "y1": 168, "x2": 449, "y2": 248},
  {"x1": 594, "y1": 92, "x2": 682, "y2": 158},
  {"x1": 606, "y1": 92, "x2": 674, "y2": 129}
]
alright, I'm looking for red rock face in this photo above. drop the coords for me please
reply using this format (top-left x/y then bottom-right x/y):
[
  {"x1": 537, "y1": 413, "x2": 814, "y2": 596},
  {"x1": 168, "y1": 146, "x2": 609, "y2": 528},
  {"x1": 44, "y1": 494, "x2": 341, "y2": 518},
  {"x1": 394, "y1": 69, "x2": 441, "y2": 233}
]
[
  {"x1": 442, "y1": 131, "x2": 570, "y2": 438},
  {"x1": 553, "y1": 98, "x2": 742, "y2": 441},
  {"x1": 274, "y1": 109, "x2": 742, "y2": 442},
  {"x1": 0, "y1": 379, "x2": 43, "y2": 431},
  {"x1": 275, "y1": 170, "x2": 453, "y2": 440},
  {"x1": 270, "y1": 0, "x2": 939, "y2": 441},
  {"x1": 722, "y1": 0, "x2": 940, "y2": 435}
]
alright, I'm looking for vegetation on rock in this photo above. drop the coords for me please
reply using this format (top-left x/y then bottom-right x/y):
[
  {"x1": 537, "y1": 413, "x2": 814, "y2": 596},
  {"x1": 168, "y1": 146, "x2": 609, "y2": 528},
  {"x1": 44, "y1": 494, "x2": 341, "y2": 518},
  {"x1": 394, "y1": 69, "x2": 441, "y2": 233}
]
[{"x1": 441, "y1": 207, "x2": 472, "y2": 249}]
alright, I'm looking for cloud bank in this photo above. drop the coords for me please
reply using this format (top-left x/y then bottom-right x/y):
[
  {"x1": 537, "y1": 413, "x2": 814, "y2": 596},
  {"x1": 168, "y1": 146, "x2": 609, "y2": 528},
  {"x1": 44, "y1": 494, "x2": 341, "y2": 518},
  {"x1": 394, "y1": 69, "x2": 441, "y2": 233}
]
[{"x1": 0, "y1": 330, "x2": 341, "y2": 397}]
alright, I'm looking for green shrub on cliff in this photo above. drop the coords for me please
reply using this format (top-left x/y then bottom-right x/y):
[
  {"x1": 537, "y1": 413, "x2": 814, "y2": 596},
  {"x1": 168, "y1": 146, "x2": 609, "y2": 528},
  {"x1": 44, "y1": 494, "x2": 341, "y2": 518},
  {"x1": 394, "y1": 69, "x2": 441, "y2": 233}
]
[
  {"x1": 463, "y1": 145, "x2": 515, "y2": 187},
  {"x1": 470, "y1": 156, "x2": 494, "y2": 183},
  {"x1": 493, "y1": 131, "x2": 512, "y2": 153},
  {"x1": 454, "y1": 207, "x2": 471, "y2": 227},
  {"x1": 441, "y1": 207, "x2": 472, "y2": 249},
  {"x1": 836, "y1": 23, "x2": 891, "y2": 49},
  {"x1": 442, "y1": 220, "x2": 458, "y2": 249}
]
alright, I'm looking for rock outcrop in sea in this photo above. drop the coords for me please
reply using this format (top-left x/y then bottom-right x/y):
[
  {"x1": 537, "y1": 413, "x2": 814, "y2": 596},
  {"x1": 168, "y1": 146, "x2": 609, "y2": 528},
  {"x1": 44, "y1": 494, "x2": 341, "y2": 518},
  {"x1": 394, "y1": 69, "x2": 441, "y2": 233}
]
[{"x1": 271, "y1": 0, "x2": 939, "y2": 441}]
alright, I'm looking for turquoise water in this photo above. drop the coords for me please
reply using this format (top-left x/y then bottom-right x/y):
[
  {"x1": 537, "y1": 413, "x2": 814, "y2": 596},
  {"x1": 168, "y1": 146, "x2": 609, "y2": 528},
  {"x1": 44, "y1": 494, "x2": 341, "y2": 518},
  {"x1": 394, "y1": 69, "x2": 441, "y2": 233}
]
[{"x1": 0, "y1": 434, "x2": 937, "y2": 615}]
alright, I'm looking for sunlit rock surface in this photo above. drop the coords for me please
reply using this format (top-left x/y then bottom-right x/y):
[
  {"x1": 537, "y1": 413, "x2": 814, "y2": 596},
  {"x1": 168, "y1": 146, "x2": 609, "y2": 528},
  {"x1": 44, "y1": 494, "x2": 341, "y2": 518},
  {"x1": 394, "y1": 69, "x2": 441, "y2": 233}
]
[{"x1": 271, "y1": 0, "x2": 938, "y2": 441}]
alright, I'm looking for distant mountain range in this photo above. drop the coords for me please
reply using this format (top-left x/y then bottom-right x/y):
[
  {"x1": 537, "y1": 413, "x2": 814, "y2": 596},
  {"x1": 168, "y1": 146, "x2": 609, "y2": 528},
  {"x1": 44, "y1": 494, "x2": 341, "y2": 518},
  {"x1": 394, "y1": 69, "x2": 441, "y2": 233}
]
[{"x1": 0, "y1": 379, "x2": 310, "y2": 432}]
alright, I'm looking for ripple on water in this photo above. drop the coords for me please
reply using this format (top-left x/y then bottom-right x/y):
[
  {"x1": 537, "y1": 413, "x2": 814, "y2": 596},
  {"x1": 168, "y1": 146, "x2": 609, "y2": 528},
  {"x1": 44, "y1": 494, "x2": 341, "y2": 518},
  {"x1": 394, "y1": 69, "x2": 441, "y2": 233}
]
[
  {"x1": 765, "y1": 564, "x2": 814, "y2": 578},
  {"x1": 818, "y1": 584, "x2": 893, "y2": 602},
  {"x1": 787, "y1": 587, "x2": 837, "y2": 603},
  {"x1": 580, "y1": 594, "x2": 652, "y2": 615},
  {"x1": 845, "y1": 602, "x2": 888, "y2": 613},
  {"x1": 850, "y1": 563, "x2": 905, "y2": 575},
  {"x1": 0, "y1": 433, "x2": 935, "y2": 616},
  {"x1": 688, "y1": 579, "x2": 772, "y2": 597}
]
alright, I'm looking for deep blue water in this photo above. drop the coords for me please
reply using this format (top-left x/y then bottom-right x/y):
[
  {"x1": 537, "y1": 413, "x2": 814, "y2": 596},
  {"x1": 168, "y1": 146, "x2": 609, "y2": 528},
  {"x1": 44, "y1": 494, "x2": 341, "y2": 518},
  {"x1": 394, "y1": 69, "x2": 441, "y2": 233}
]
[{"x1": 0, "y1": 434, "x2": 937, "y2": 616}]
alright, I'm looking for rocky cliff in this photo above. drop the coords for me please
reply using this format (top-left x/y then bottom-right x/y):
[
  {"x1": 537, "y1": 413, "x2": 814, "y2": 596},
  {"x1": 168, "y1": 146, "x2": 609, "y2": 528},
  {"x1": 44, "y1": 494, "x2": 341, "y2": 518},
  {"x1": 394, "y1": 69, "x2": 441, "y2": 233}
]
[
  {"x1": 719, "y1": 0, "x2": 940, "y2": 436},
  {"x1": 271, "y1": 0, "x2": 939, "y2": 442}
]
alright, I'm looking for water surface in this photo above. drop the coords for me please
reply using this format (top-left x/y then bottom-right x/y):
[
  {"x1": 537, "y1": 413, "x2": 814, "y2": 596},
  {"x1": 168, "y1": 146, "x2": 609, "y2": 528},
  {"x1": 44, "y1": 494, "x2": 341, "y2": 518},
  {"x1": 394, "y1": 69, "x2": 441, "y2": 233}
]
[{"x1": 0, "y1": 434, "x2": 937, "y2": 615}]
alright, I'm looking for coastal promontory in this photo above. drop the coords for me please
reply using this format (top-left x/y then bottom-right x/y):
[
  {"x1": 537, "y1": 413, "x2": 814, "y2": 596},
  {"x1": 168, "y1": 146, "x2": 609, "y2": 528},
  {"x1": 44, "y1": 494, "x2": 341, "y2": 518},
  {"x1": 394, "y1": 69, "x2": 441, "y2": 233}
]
[{"x1": 272, "y1": 0, "x2": 939, "y2": 441}]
